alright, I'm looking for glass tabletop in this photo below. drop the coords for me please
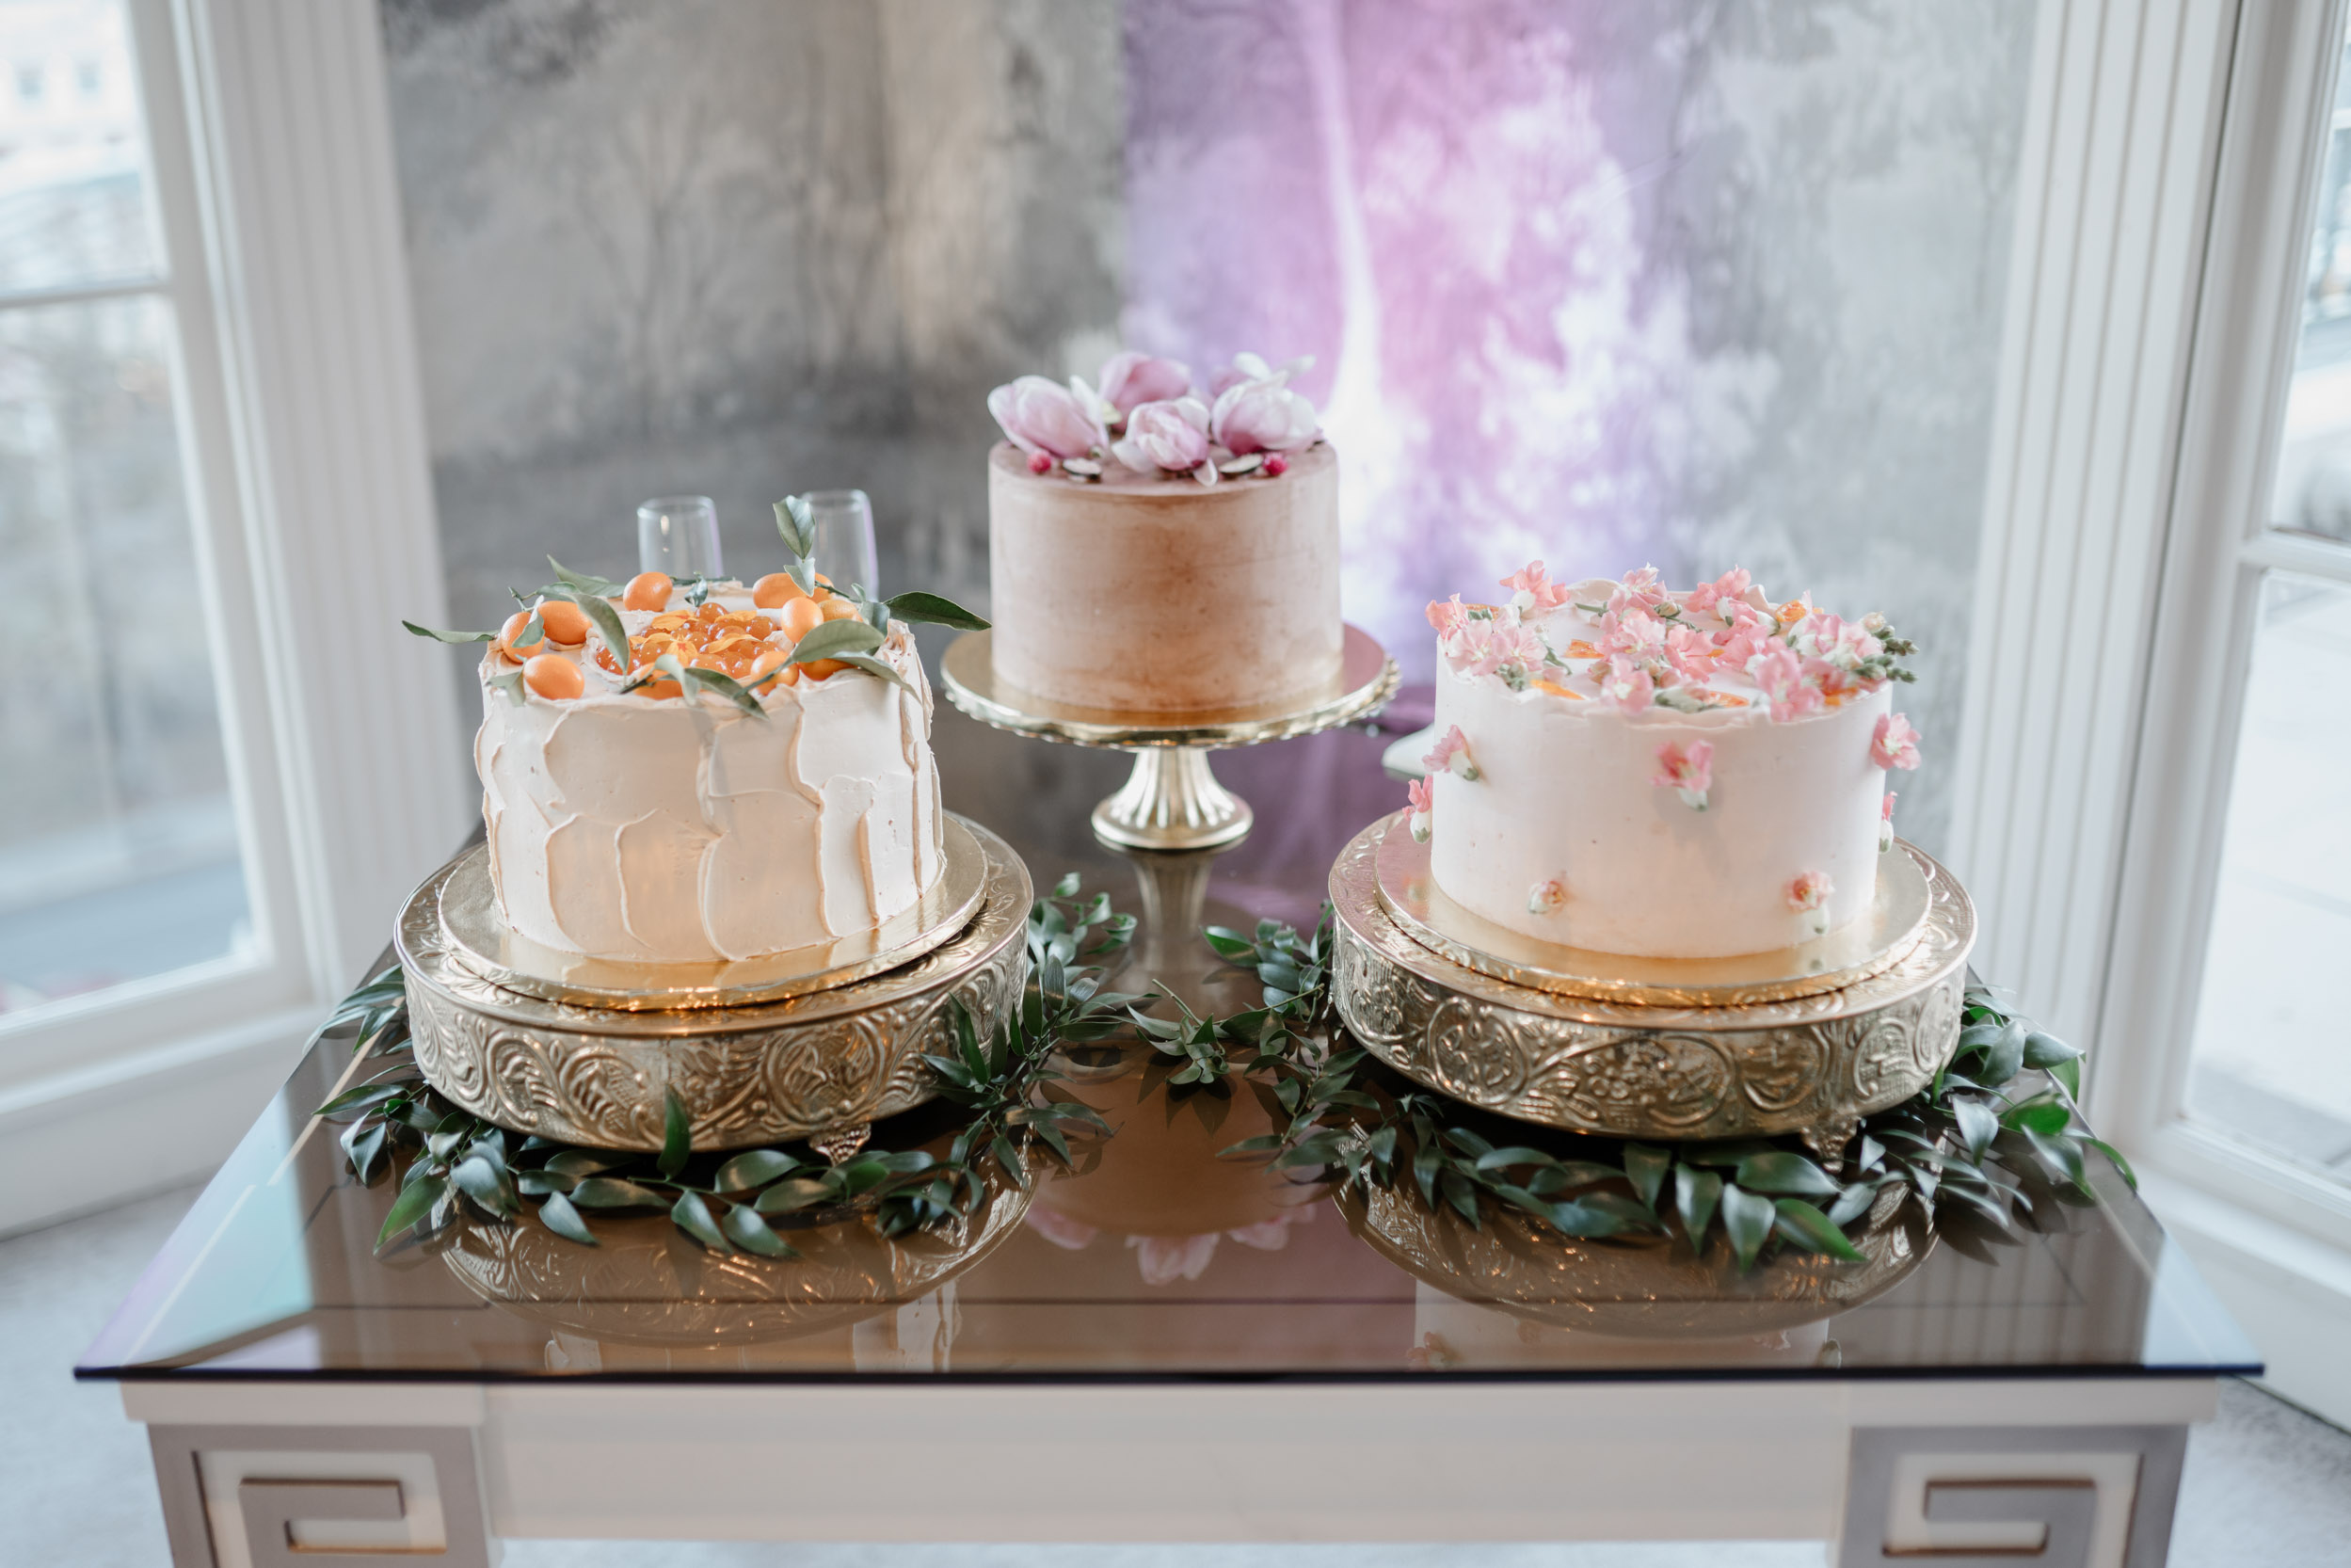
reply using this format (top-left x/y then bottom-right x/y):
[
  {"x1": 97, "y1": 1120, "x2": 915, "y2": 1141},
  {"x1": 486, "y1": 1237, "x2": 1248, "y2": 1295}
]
[{"x1": 76, "y1": 698, "x2": 2262, "y2": 1384}]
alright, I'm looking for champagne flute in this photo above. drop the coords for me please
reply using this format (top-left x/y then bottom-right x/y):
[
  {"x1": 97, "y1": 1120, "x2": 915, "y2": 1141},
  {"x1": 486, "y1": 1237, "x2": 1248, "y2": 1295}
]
[{"x1": 636, "y1": 496, "x2": 724, "y2": 581}]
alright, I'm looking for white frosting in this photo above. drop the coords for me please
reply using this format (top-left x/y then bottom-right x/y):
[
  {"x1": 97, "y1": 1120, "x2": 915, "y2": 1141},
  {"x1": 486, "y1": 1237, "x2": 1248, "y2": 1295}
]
[
  {"x1": 1427, "y1": 578, "x2": 1898, "y2": 959},
  {"x1": 473, "y1": 587, "x2": 945, "y2": 963}
]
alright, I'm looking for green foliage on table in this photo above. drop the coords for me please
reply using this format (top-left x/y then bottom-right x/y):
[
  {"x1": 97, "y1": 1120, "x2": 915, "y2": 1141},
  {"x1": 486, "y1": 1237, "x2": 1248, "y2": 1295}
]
[
  {"x1": 1198, "y1": 913, "x2": 2131, "y2": 1272},
  {"x1": 317, "y1": 875, "x2": 1134, "y2": 1256}
]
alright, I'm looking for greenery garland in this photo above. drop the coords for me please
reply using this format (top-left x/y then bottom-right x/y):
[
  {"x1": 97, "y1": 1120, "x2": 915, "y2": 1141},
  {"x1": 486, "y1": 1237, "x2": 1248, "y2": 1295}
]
[
  {"x1": 1156, "y1": 907, "x2": 2136, "y2": 1272},
  {"x1": 315, "y1": 875, "x2": 1134, "y2": 1256}
]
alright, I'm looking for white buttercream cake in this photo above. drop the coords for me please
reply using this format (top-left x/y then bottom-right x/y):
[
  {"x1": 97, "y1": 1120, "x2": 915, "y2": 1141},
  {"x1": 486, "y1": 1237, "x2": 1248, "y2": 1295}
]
[
  {"x1": 984, "y1": 349, "x2": 1343, "y2": 713},
  {"x1": 1413, "y1": 564, "x2": 1923, "y2": 960},
  {"x1": 470, "y1": 578, "x2": 945, "y2": 965}
]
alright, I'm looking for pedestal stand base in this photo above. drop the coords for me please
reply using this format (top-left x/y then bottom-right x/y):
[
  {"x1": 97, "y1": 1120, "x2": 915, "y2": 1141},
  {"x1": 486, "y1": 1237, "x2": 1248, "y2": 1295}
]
[{"x1": 1092, "y1": 747, "x2": 1254, "y2": 851}]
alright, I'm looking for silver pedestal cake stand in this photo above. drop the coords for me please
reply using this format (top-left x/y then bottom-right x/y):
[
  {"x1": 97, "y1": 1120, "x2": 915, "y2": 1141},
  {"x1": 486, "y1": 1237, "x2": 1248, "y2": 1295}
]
[
  {"x1": 940, "y1": 625, "x2": 1399, "y2": 852},
  {"x1": 1328, "y1": 812, "x2": 1977, "y2": 1160},
  {"x1": 394, "y1": 814, "x2": 1032, "y2": 1157}
]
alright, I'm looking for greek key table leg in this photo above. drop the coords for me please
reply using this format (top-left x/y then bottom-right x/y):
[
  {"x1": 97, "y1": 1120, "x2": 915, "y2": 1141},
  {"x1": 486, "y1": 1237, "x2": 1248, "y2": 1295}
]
[{"x1": 1838, "y1": 1423, "x2": 2189, "y2": 1567}]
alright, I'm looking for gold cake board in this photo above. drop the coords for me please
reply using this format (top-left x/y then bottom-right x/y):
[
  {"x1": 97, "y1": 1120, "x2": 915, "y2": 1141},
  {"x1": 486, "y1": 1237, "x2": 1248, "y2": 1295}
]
[
  {"x1": 1329, "y1": 813, "x2": 1976, "y2": 1160},
  {"x1": 941, "y1": 624, "x2": 1399, "y2": 852},
  {"x1": 394, "y1": 814, "x2": 1032, "y2": 1154}
]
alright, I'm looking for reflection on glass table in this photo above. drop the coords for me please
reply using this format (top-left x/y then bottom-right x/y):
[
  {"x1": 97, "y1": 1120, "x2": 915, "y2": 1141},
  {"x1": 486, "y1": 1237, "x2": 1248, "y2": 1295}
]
[{"x1": 75, "y1": 707, "x2": 2261, "y2": 1563}]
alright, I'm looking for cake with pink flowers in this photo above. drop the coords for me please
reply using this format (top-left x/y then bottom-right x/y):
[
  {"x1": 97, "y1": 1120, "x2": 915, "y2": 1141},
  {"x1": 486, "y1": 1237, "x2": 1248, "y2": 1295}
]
[
  {"x1": 1410, "y1": 564, "x2": 1922, "y2": 960},
  {"x1": 984, "y1": 350, "x2": 1342, "y2": 714}
]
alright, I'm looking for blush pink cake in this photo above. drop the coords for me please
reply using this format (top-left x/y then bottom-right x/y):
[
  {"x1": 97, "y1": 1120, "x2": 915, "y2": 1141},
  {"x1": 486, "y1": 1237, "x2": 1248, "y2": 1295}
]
[
  {"x1": 984, "y1": 350, "x2": 1342, "y2": 714},
  {"x1": 1412, "y1": 564, "x2": 1923, "y2": 960}
]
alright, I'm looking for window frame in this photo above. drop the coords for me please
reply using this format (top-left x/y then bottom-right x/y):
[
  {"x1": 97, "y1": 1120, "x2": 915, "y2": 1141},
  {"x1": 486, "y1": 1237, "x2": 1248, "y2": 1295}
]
[
  {"x1": 0, "y1": 0, "x2": 469, "y2": 1230},
  {"x1": 2100, "y1": 0, "x2": 2351, "y2": 1252}
]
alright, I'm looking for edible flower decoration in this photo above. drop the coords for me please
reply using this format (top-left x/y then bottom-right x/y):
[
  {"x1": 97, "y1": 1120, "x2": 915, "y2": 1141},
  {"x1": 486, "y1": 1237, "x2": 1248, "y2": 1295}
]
[
  {"x1": 1880, "y1": 791, "x2": 1898, "y2": 852},
  {"x1": 1430, "y1": 562, "x2": 1920, "y2": 725},
  {"x1": 1871, "y1": 712, "x2": 1923, "y2": 771},
  {"x1": 989, "y1": 348, "x2": 1322, "y2": 482},
  {"x1": 1112, "y1": 397, "x2": 1219, "y2": 487},
  {"x1": 1527, "y1": 878, "x2": 1567, "y2": 917},
  {"x1": 1787, "y1": 871, "x2": 1832, "y2": 935},
  {"x1": 1652, "y1": 740, "x2": 1713, "y2": 811},
  {"x1": 1406, "y1": 776, "x2": 1433, "y2": 843},
  {"x1": 987, "y1": 375, "x2": 1107, "y2": 474},
  {"x1": 403, "y1": 496, "x2": 988, "y2": 712},
  {"x1": 1423, "y1": 724, "x2": 1480, "y2": 782}
]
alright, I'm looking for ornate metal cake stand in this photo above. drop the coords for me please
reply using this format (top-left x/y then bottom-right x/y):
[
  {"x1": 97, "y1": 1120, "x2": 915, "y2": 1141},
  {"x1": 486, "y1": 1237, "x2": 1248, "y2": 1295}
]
[
  {"x1": 395, "y1": 815, "x2": 1032, "y2": 1154},
  {"x1": 940, "y1": 624, "x2": 1399, "y2": 852},
  {"x1": 1329, "y1": 814, "x2": 1976, "y2": 1160},
  {"x1": 1343, "y1": 1175, "x2": 1930, "y2": 1340}
]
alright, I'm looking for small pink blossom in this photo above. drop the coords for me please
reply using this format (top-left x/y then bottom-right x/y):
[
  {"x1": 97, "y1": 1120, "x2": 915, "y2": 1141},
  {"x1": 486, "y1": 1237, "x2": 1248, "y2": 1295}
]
[
  {"x1": 1407, "y1": 776, "x2": 1433, "y2": 843},
  {"x1": 1527, "y1": 877, "x2": 1568, "y2": 916},
  {"x1": 1652, "y1": 740, "x2": 1714, "y2": 810},
  {"x1": 1665, "y1": 625, "x2": 1717, "y2": 682},
  {"x1": 1872, "y1": 712, "x2": 1922, "y2": 771},
  {"x1": 1599, "y1": 655, "x2": 1655, "y2": 714},
  {"x1": 987, "y1": 374, "x2": 1105, "y2": 462},
  {"x1": 1787, "y1": 870, "x2": 1832, "y2": 912},
  {"x1": 1096, "y1": 350, "x2": 1191, "y2": 417},
  {"x1": 1501, "y1": 560, "x2": 1572, "y2": 616},
  {"x1": 1880, "y1": 791, "x2": 1897, "y2": 851},
  {"x1": 1426, "y1": 595, "x2": 1468, "y2": 640},
  {"x1": 1424, "y1": 724, "x2": 1480, "y2": 781},
  {"x1": 1806, "y1": 655, "x2": 1863, "y2": 704},
  {"x1": 1686, "y1": 566, "x2": 1753, "y2": 622},
  {"x1": 1598, "y1": 605, "x2": 1668, "y2": 660},
  {"x1": 1750, "y1": 647, "x2": 1823, "y2": 723},
  {"x1": 1715, "y1": 613, "x2": 1774, "y2": 668},
  {"x1": 1209, "y1": 359, "x2": 1321, "y2": 454},
  {"x1": 1465, "y1": 621, "x2": 1545, "y2": 680},
  {"x1": 1112, "y1": 397, "x2": 1216, "y2": 483}
]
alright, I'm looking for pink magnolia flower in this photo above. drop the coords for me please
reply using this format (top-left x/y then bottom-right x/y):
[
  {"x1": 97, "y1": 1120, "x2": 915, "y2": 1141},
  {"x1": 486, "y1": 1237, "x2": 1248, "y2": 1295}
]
[
  {"x1": 1210, "y1": 364, "x2": 1321, "y2": 455},
  {"x1": 1407, "y1": 776, "x2": 1433, "y2": 843},
  {"x1": 1024, "y1": 1206, "x2": 1099, "y2": 1250},
  {"x1": 1112, "y1": 397, "x2": 1216, "y2": 484},
  {"x1": 1872, "y1": 712, "x2": 1923, "y2": 771},
  {"x1": 1750, "y1": 647, "x2": 1823, "y2": 723},
  {"x1": 1527, "y1": 877, "x2": 1568, "y2": 916},
  {"x1": 1786, "y1": 870, "x2": 1832, "y2": 912},
  {"x1": 1426, "y1": 594, "x2": 1468, "y2": 640},
  {"x1": 1599, "y1": 655, "x2": 1655, "y2": 714},
  {"x1": 1424, "y1": 724, "x2": 1480, "y2": 781},
  {"x1": 1130, "y1": 1233, "x2": 1220, "y2": 1286},
  {"x1": 1207, "y1": 350, "x2": 1310, "y2": 398},
  {"x1": 1501, "y1": 560, "x2": 1572, "y2": 616},
  {"x1": 1652, "y1": 740, "x2": 1714, "y2": 810},
  {"x1": 1880, "y1": 791, "x2": 1898, "y2": 851},
  {"x1": 1096, "y1": 350, "x2": 1191, "y2": 417},
  {"x1": 987, "y1": 374, "x2": 1104, "y2": 462}
]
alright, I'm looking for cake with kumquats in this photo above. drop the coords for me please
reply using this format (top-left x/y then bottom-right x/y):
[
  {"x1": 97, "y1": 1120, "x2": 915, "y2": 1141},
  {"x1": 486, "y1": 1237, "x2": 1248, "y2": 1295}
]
[
  {"x1": 984, "y1": 349, "x2": 1341, "y2": 714},
  {"x1": 1409, "y1": 563, "x2": 1923, "y2": 960},
  {"x1": 407, "y1": 497, "x2": 987, "y2": 966}
]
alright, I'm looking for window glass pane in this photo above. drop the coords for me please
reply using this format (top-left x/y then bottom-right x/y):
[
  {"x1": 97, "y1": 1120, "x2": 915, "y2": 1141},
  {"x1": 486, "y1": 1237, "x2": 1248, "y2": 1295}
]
[
  {"x1": 0, "y1": 294, "x2": 250, "y2": 1013},
  {"x1": 0, "y1": 0, "x2": 162, "y2": 294},
  {"x1": 2188, "y1": 571, "x2": 2351, "y2": 1177}
]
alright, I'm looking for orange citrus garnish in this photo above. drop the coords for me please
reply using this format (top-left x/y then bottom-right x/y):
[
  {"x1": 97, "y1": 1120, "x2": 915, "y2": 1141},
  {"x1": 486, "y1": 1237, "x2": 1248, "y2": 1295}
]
[
  {"x1": 1532, "y1": 678, "x2": 1585, "y2": 701},
  {"x1": 751, "y1": 574, "x2": 807, "y2": 610},
  {"x1": 536, "y1": 600, "x2": 590, "y2": 646},
  {"x1": 522, "y1": 653, "x2": 584, "y2": 699},
  {"x1": 779, "y1": 597, "x2": 825, "y2": 639},
  {"x1": 624, "y1": 572, "x2": 672, "y2": 612},
  {"x1": 819, "y1": 597, "x2": 860, "y2": 622},
  {"x1": 1564, "y1": 640, "x2": 1599, "y2": 659}
]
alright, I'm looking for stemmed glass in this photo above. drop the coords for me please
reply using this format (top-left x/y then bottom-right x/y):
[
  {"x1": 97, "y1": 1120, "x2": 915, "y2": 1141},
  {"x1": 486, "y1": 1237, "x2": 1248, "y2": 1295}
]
[
  {"x1": 636, "y1": 496, "x2": 725, "y2": 581},
  {"x1": 796, "y1": 489, "x2": 881, "y2": 596}
]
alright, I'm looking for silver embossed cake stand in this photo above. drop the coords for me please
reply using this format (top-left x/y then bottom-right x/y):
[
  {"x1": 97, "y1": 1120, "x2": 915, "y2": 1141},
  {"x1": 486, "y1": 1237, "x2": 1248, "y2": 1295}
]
[
  {"x1": 1329, "y1": 812, "x2": 1976, "y2": 1160},
  {"x1": 394, "y1": 814, "x2": 1032, "y2": 1157},
  {"x1": 940, "y1": 625, "x2": 1399, "y2": 852}
]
